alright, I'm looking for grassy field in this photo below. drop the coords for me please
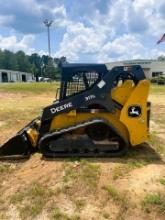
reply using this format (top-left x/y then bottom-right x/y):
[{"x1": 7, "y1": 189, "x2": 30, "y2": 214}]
[
  {"x1": 0, "y1": 83, "x2": 165, "y2": 220},
  {"x1": 0, "y1": 82, "x2": 59, "y2": 93}
]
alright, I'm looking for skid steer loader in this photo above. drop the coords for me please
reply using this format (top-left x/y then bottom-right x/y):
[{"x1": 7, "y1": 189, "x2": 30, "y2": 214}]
[{"x1": 0, "y1": 64, "x2": 150, "y2": 159}]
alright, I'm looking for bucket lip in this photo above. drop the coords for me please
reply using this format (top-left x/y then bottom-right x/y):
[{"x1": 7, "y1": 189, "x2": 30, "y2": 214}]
[{"x1": 0, "y1": 133, "x2": 31, "y2": 159}]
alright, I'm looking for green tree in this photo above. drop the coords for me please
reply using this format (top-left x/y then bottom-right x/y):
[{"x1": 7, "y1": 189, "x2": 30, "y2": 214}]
[
  {"x1": 42, "y1": 57, "x2": 62, "y2": 80},
  {"x1": 0, "y1": 49, "x2": 67, "y2": 80},
  {"x1": 15, "y1": 51, "x2": 31, "y2": 72},
  {"x1": 0, "y1": 50, "x2": 18, "y2": 70},
  {"x1": 157, "y1": 56, "x2": 165, "y2": 61}
]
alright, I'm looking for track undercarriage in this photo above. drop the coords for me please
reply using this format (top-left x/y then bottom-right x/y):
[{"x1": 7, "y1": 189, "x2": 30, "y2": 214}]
[{"x1": 39, "y1": 119, "x2": 128, "y2": 158}]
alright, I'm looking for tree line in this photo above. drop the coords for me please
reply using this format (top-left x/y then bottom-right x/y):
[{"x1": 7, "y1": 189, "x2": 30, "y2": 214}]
[{"x1": 0, "y1": 50, "x2": 67, "y2": 80}]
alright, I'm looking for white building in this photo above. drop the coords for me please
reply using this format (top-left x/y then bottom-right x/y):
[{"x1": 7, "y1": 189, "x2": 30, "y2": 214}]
[
  {"x1": 106, "y1": 59, "x2": 165, "y2": 79},
  {"x1": 0, "y1": 69, "x2": 34, "y2": 82}
]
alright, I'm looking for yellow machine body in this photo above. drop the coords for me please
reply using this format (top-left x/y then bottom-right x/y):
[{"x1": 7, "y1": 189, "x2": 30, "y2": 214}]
[
  {"x1": 27, "y1": 79, "x2": 150, "y2": 148},
  {"x1": 0, "y1": 64, "x2": 151, "y2": 159}
]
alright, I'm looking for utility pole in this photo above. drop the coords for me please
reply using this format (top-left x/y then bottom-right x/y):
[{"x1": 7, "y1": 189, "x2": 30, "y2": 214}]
[{"x1": 43, "y1": 19, "x2": 53, "y2": 57}]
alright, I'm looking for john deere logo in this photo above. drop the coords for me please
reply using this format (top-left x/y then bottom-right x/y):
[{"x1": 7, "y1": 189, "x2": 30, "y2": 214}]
[{"x1": 128, "y1": 105, "x2": 141, "y2": 117}]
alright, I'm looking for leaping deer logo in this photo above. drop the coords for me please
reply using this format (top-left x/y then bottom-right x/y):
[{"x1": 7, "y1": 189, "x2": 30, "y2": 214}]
[{"x1": 129, "y1": 107, "x2": 140, "y2": 116}]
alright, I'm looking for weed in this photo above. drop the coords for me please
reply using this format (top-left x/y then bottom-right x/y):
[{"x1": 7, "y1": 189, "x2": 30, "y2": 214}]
[
  {"x1": 103, "y1": 184, "x2": 129, "y2": 219},
  {"x1": 52, "y1": 207, "x2": 80, "y2": 220},
  {"x1": 63, "y1": 160, "x2": 101, "y2": 195},
  {"x1": 102, "y1": 211, "x2": 110, "y2": 219},
  {"x1": 52, "y1": 207, "x2": 63, "y2": 219},
  {"x1": 20, "y1": 200, "x2": 45, "y2": 219},
  {"x1": 0, "y1": 212, "x2": 7, "y2": 220},
  {"x1": 141, "y1": 193, "x2": 165, "y2": 213},
  {"x1": 0, "y1": 198, "x2": 7, "y2": 211},
  {"x1": 159, "y1": 178, "x2": 165, "y2": 185},
  {"x1": 0, "y1": 163, "x2": 12, "y2": 173},
  {"x1": 28, "y1": 182, "x2": 46, "y2": 197},
  {"x1": 10, "y1": 182, "x2": 52, "y2": 219},
  {"x1": 103, "y1": 184, "x2": 121, "y2": 202},
  {"x1": 63, "y1": 165, "x2": 77, "y2": 183},
  {"x1": 126, "y1": 160, "x2": 147, "y2": 169},
  {"x1": 75, "y1": 199, "x2": 86, "y2": 211},
  {"x1": 0, "y1": 198, "x2": 8, "y2": 220},
  {"x1": 10, "y1": 192, "x2": 25, "y2": 204},
  {"x1": 112, "y1": 160, "x2": 146, "y2": 180},
  {"x1": 80, "y1": 160, "x2": 101, "y2": 189},
  {"x1": 52, "y1": 207, "x2": 70, "y2": 220},
  {"x1": 53, "y1": 186, "x2": 62, "y2": 196},
  {"x1": 149, "y1": 133, "x2": 165, "y2": 155},
  {"x1": 112, "y1": 165, "x2": 127, "y2": 180}
]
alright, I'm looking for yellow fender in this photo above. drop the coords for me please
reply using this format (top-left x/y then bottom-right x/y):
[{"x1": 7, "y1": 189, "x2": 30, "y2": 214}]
[{"x1": 120, "y1": 80, "x2": 150, "y2": 146}]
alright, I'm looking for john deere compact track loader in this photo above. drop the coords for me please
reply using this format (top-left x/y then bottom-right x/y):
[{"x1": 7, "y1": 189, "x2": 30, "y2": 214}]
[{"x1": 0, "y1": 64, "x2": 150, "y2": 159}]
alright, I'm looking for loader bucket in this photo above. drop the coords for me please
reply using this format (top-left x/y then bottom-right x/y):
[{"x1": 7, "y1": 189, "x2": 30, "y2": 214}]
[
  {"x1": 0, "y1": 118, "x2": 39, "y2": 160},
  {"x1": 0, "y1": 132, "x2": 31, "y2": 159}
]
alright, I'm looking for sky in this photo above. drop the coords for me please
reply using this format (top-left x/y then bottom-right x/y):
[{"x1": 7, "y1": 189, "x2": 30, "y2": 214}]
[{"x1": 0, "y1": 0, "x2": 165, "y2": 63}]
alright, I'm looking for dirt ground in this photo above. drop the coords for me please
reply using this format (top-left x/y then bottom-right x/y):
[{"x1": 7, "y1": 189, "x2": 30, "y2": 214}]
[{"x1": 0, "y1": 84, "x2": 164, "y2": 220}]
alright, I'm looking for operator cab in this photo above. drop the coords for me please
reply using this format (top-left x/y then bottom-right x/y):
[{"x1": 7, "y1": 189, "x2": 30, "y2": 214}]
[{"x1": 57, "y1": 64, "x2": 108, "y2": 101}]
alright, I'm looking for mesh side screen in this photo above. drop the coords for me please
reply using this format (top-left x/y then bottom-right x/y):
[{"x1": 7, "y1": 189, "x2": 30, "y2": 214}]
[
  {"x1": 66, "y1": 71, "x2": 99, "y2": 97},
  {"x1": 86, "y1": 72, "x2": 99, "y2": 86}
]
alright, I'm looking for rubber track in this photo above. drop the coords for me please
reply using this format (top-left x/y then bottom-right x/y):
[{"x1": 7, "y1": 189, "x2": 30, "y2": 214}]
[{"x1": 39, "y1": 119, "x2": 128, "y2": 158}]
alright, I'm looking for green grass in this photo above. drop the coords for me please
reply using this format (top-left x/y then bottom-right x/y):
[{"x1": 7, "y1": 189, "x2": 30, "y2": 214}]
[
  {"x1": 159, "y1": 178, "x2": 165, "y2": 185},
  {"x1": 102, "y1": 211, "x2": 110, "y2": 219},
  {"x1": 0, "y1": 81, "x2": 164, "y2": 94},
  {"x1": 0, "y1": 82, "x2": 59, "y2": 94},
  {"x1": 149, "y1": 133, "x2": 165, "y2": 156},
  {"x1": 141, "y1": 193, "x2": 165, "y2": 213},
  {"x1": 152, "y1": 115, "x2": 165, "y2": 127},
  {"x1": 10, "y1": 192, "x2": 24, "y2": 204},
  {"x1": 150, "y1": 84, "x2": 165, "y2": 94},
  {"x1": 63, "y1": 160, "x2": 101, "y2": 195},
  {"x1": 19, "y1": 200, "x2": 45, "y2": 219},
  {"x1": 127, "y1": 160, "x2": 147, "y2": 168},
  {"x1": 11, "y1": 182, "x2": 82, "y2": 220},
  {"x1": 151, "y1": 103, "x2": 165, "y2": 128},
  {"x1": 52, "y1": 207, "x2": 80, "y2": 220},
  {"x1": 103, "y1": 184, "x2": 129, "y2": 219},
  {"x1": 103, "y1": 184, "x2": 121, "y2": 202},
  {"x1": 0, "y1": 163, "x2": 13, "y2": 173},
  {"x1": 10, "y1": 182, "x2": 52, "y2": 219},
  {"x1": 112, "y1": 160, "x2": 147, "y2": 180},
  {"x1": 52, "y1": 207, "x2": 64, "y2": 219},
  {"x1": 75, "y1": 199, "x2": 86, "y2": 211}
]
